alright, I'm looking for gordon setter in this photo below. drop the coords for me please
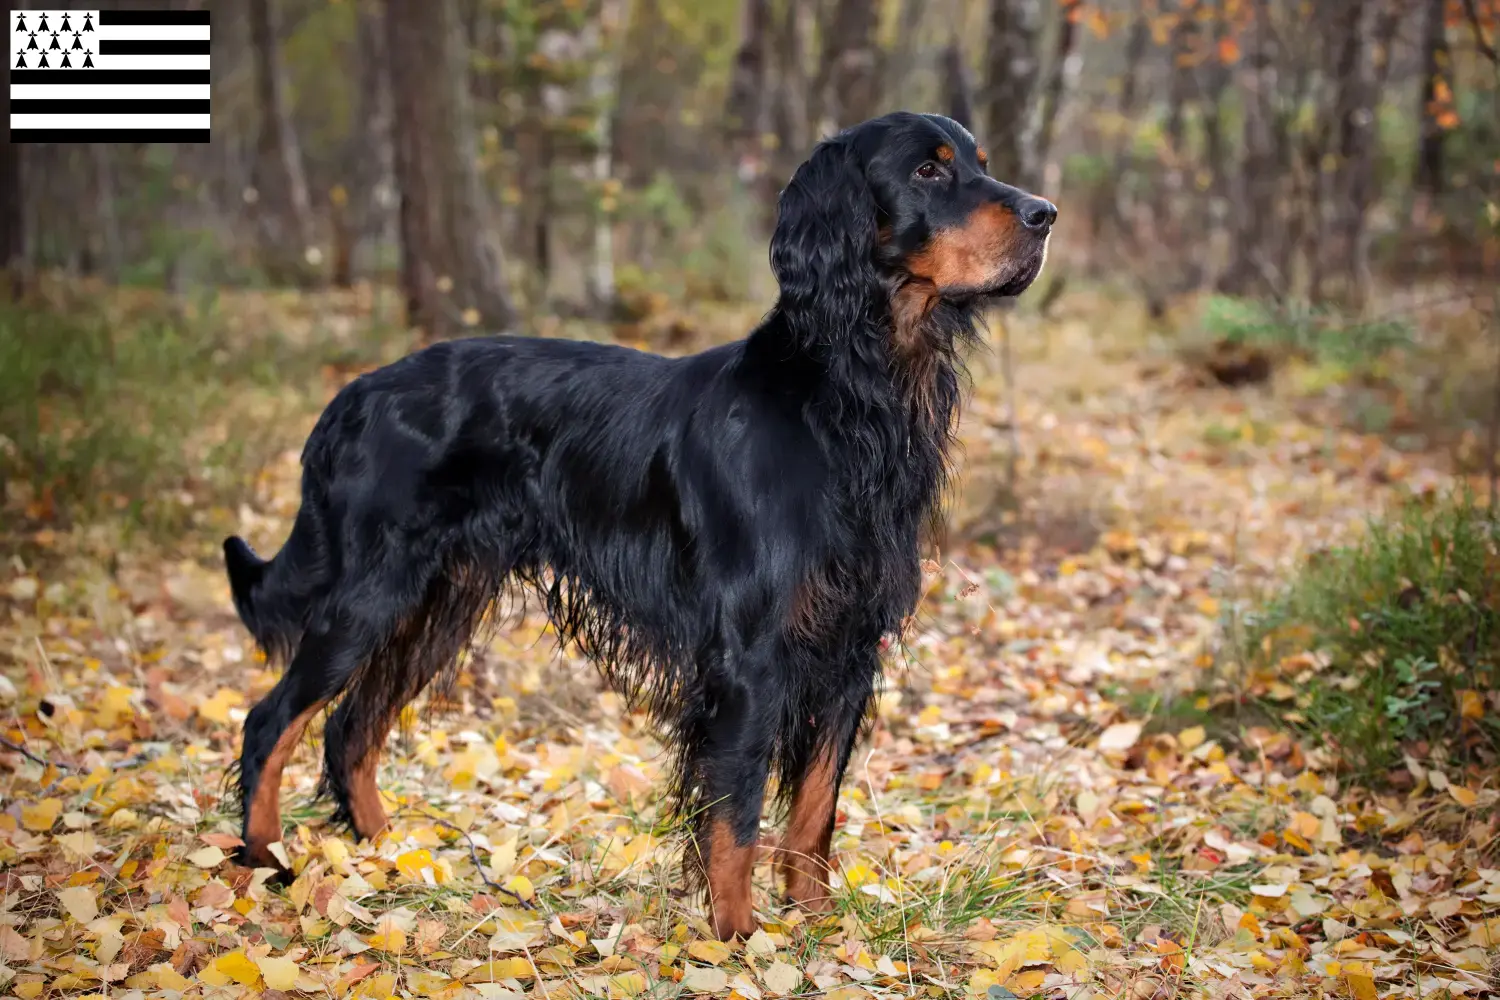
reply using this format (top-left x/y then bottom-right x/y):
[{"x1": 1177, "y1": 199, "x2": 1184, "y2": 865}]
[{"x1": 225, "y1": 111, "x2": 1055, "y2": 939}]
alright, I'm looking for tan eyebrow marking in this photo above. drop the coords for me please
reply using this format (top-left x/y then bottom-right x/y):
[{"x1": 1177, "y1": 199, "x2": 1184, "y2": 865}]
[
  {"x1": 976, "y1": 148, "x2": 989, "y2": 166},
  {"x1": 935, "y1": 145, "x2": 954, "y2": 162}
]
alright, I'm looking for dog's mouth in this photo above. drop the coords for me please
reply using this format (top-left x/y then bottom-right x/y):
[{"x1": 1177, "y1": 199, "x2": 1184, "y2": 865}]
[
  {"x1": 986, "y1": 236, "x2": 1049, "y2": 299},
  {"x1": 936, "y1": 236, "x2": 1049, "y2": 304}
]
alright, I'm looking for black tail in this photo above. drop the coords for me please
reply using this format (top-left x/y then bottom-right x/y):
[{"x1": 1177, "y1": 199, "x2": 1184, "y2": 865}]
[{"x1": 224, "y1": 534, "x2": 305, "y2": 665}]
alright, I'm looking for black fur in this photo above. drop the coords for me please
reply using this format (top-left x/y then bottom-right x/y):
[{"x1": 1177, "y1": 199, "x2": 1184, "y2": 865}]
[{"x1": 226, "y1": 112, "x2": 1054, "y2": 934}]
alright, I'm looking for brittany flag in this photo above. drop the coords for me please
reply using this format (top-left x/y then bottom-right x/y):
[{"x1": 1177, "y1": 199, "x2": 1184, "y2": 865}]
[{"x1": 9, "y1": 8, "x2": 210, "y2": 142}]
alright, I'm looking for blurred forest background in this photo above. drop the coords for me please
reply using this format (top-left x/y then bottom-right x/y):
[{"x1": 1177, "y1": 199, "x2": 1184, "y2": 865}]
[
  {"x1": 2, "y1": 0, "x2": 1499, "y2": 528},
  {"x1": 4, "y1": 4, "x2": 1500, "y2": 991}
]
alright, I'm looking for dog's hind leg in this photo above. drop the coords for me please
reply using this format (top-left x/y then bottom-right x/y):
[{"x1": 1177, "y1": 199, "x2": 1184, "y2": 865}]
[
  {"x1": 684, "y1": 646, "x2": 781, "y2": 941},
  {"x1": 236, "y1": 622, "x2": 367, "y2": 870},
  {"x1": 320, "y1": 568, "x2": 497, "y2": 844},
  {"x1": 776, "y1": 663, "x2": 876, "y2": 913},
  {"x1": 320, "y1": 662, "x2": 433, "y2": 845}
]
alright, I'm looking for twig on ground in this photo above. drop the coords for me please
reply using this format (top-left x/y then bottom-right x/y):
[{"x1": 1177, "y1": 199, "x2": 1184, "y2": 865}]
[
  {"x1": 395, "y1": 806, "x2": 534, "y2": 908},
  {"x1": 0, "y1": 735, "x2": 77, "y2": 772}
]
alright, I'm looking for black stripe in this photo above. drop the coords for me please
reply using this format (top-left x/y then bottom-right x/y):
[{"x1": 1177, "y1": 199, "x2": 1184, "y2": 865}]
[
  {"x1": 10, "y1": 70, "x2": 210, "y2": 84},
  {"x1": 8, "y1": 129, "x2": 211, "y2": 143},
  {"x1": 10, "y1": 99, "x2": 210, "y2": 114},
  {"x1": 98, "y1": 11, "x2": 211, "y2": 26},
  {"x1": 99, "y1": 40, "x2": 211, "y2": 55}
]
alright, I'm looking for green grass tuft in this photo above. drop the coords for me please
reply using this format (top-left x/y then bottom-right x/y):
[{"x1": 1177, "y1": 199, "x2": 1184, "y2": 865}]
[{"x1": 1233, "y1": 488, "x2": 1500, "y2": 776}]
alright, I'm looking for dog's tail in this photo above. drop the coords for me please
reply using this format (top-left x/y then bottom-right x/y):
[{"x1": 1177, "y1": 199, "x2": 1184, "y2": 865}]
[{"x1": 224, "y1": 507, "x2": 323, "y2": 663}]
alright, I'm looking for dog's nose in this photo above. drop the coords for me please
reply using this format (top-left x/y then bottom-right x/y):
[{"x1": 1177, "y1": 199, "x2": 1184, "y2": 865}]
[{"x1": 1018, "y1": 196, "x2": 1057, "y2": 231}]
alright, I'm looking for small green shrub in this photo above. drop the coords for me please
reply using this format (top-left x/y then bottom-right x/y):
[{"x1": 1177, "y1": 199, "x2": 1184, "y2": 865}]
[
  {"x1": 1201, "y1": 295, "x2": 1413, "y2": 369},
  {"x1": 1233, "y1": 490, "x2": 1500, "y2": 775},
  {"x1": 0, "y1": 291, "x2": 392, "y2": 540}
]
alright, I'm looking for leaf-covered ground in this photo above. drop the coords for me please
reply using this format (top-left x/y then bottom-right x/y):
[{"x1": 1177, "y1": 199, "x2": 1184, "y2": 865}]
[{"x1": 3, "y1": 294, "x2": 1498, "y2": 1000}]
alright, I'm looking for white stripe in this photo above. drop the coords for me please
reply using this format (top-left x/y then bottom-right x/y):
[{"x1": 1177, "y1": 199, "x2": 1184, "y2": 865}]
[
  {"x1": 94, "y1": 24, "x2": 211, "y2": 42},
  {"x1": 11, "y1": 83, "x2": 210, "y2": 101},
  {"x1": 10, "y1": 112, "x2": 210, "y2": 130},
  {"x1": 92, "y1": 54, "x2": 210, "y2": 71}
]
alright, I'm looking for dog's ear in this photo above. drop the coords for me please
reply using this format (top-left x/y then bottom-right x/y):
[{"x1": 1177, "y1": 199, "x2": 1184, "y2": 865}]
[{"x1": 770, "y1": 137, "x2": 882, "y2": 334}]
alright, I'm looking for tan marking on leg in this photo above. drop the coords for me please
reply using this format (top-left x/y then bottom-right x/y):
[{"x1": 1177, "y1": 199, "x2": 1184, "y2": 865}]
[
  {"x1": 706, "y1": 817, "x2": 758, "y2": 940},
  {"x1": 243, "y1": 701, "x2": 327, "y2": 866},
  {"x1": 346, "y1": 746, "x2": 390, "y2": 843},
  {"x1": 779, "y1": 750, "x2": 839, "y2": 912}
]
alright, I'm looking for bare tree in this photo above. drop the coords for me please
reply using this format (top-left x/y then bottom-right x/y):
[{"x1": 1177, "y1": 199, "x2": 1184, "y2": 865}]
[
  {"x1": 983, "y1": 0, "x2": 1040, "y2": 188},
  {"x1": 1033, "y1": 0, "x2": 1081, "y2": 187},
  {"x1": 387, "y1": 0, "x2": 517, "y2": 339},
  {"x1": 585, "y1": 0, "x2": 632, "y2": 316},
  {"x1": 813, "y1": 0, "x2": 880, "y2": 133},
  {"x1": 941, "y1": 39, "x2": 975, "y2": 129},
  {"x1": 1, "y1": 56, "x2": 22, "y2": 299},
  {"x1": 726, "y1": 0, "x2": 772, "y2": 170},
  {"x1": 333, "y1": 0, "x2": 393, "y2": 287},
  {"x1": 1219, "y1": 3, "x2": 1283, "y2": 299},
  {"x1": 249, "y1": 0, "x2": 318, "y2": 285},
  {"x1": 1415, "y1": 0, "x2": 1450, "y2": 196}
]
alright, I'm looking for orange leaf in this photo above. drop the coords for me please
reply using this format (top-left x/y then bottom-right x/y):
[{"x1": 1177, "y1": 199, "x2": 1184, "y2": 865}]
[{"x1": 1218, "y1": 37, "x2": 1241, "y2": 63}]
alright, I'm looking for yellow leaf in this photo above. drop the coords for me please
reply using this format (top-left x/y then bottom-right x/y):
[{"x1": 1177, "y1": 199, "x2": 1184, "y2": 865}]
[
  {"x1": 744, "y1": 929, "x2": 776, "y2": 957},
  {"x1": 395, "y1": 848, "x2": 436, "y2": 882},
  {"x1": 1096, "y1": 722, "x2": 1142, "y2": 752},
  {"x1": 256, "y1": 956, "x2": 299, "y2": 991},
  {"x1": 323, "y1": 837, "x2": 352, "y2": 869},
  {"x1": 1289, "y1": 811, "x2": 1320, "y2": 840},
  {"x1": 463, "y1": 958, "x2": 535, "y2": 982},
  {"x1": 152, "y1": 964, "x2": 191, "y2": 992},
  {"x1": 98, "y1": 685, "x2": 135, "y2": 724},
  {"x1": 501, "y1": 873, "x2": 533, "y2": 900},
  {"x1": 370, "y1": 926, "x2": 407, "y2": 954},
  {"x1": 407, "y1": 971, "x2": 454, "y2": 996},
  {"x1": 187, "y1": 846, "x2": 226, "y2": 868},
  {"x1": 760, "y1": 961, "x2": 802, "y2": 995},
  {"x1": 1011, "y1": 969, "x2": 1048, "y2": 991},
  {"x1": 688, "y1": 938, "x2": 733, "y2": 964},
  {"x1": 609, "y1": 971, "x2": 647, "y2": 997},
  {"x1": 841, "y1": 863, "x2": 877, "y2": 888},
  {"x1": 1457, "y1": 689, "x2": 1484, "y2": 719},
  {"x1": 197, "y1": 688, "x2": 244, "y2": 725},
  {"x1": 55, "y1": 830, "x2": 98, "y2": 861},
  {"x1": 1345, "y1": 969, "x2": 1378, "y2": 1000},
  {"x1": 681, "y1": 966, "x2": 729, "y2": 992},
  {"x1": 1178, "y1": 726, "x2": 1206, "y2": 751},
  {"x1": 211, "y1": 950, "x2": 262, "y2": 987},
  {"x1": 22, "y1": 798, "x2": 62, "y2": 832},
  {"x1": 56, "y1": 886, "x2": 98, "y2": 924},
  {"x1": 1449, "y1": 785, "x2": 1479, "y2": 807}
]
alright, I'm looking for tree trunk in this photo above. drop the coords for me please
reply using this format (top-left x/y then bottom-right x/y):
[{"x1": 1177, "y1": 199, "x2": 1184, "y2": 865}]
[
  {"x1": 89, "y1": 144, "x2": 123, "y2": 282},
  {"x1": 1033, "y1": 0, "x2": 1081, "y2": 191},
  {"x1": 387, "y1": 0, "x2": 517, "y2": 340},
  {"x1": 726, "y1": 0, "x2": 772, "y2": 169},
  {"x1": 812, "y1": 0, "x2": 880, "y2": 134},
  {"x1": 333, "y1": 0, "x2": 393, "y2": 287},
  {"x1": 0, "y1": 59, "x2": 21, "y2": 300},
  {"x1": 249, "y1": 0, "x2": 318, "y2": 285},
  {"x1": 941, "y1": 39, "x2": 975, "y2": 129},
  {"x1": 983, "y1": 0, "x2": 1040, "y2": 188},
  {"x1": 586, "y1": 0, "x2": 631, "y2": 316},
  {"x1": 767, "y1": 0, "x2": 811, "y2": 221},
  {"x1": 1415, "y1": 0, "x2": 1449, "y2": 195},
  {"x1": 1219, "y1": 3, "x2": 1281, "y2": 298},
  {"x1": 883, "y1": 0, "x2": 927, "y2": 111}
]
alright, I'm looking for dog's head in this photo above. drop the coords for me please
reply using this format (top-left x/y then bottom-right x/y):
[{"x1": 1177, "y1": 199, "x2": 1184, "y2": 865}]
[{"x1": 770, "y1": 112, "x2": 1054, "y2": 324}]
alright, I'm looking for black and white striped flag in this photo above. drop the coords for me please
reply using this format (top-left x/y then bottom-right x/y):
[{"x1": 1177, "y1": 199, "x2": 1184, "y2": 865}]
[{"x1": 9, "y1": 8, "x2": 210, "y2": 142}]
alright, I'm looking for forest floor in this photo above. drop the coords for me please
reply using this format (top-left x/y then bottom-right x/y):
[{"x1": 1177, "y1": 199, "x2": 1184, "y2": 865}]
[{"x1": 1, "y1": 287, "x2": 1497, "y2": 1000}]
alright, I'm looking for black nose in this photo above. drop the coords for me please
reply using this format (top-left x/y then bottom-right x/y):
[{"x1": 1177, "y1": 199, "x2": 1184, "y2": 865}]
[{"x1": 1018, "y1": 196, "x2": 1057, "y2": 231}]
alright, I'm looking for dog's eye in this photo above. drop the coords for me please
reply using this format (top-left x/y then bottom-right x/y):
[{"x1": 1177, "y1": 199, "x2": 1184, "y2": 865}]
[{"x1": 914, "y1": 161, "x2": 942, "y2": 180}]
